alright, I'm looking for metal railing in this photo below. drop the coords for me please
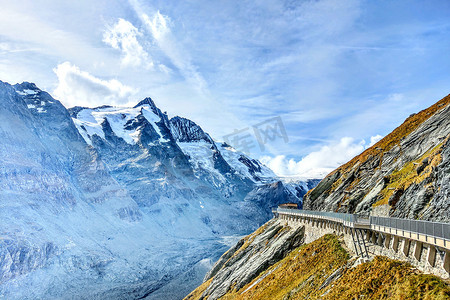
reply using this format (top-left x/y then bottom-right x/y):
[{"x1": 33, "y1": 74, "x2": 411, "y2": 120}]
[
  {"x1": 276, "y1": 208, "x2": 357, "y2": 224},
  {"x1": 371, "y1": 216, "x2": 450, "y2": 241},
  {"x1": 274, "y1": 208, "x2": 450, "y2": 242}
]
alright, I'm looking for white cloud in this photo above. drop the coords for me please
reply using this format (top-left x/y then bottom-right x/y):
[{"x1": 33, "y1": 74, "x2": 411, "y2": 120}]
[
  {"x1": 103, "y1": 18, "x2": 152, "y2": 68},
  {"x1": 139, "y1": 10, "x2": 208, "y2": 95},
  {"x1": 144, "y1": 10, "x2": 171, "y2": 40},
  {"x1": 53, "y1": 62, "x2": 135, "y2": 108},
  {"x1": 260, "y1": 137, "x2": 366, "y2": 179},
  {"x1": 387, "y1": 93, "x2": 405, "y2": 102},
  {"x1": 368, "y1": 134, "x2": 383, "y2": 147}
]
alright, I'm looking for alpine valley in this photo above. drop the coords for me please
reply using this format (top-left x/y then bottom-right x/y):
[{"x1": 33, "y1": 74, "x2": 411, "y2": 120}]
[{"x1": 0, "y1": 80, "x2": 317, "y2": 299}]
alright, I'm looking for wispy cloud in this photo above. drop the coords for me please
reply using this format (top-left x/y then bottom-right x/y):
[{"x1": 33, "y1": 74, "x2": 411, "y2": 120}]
[
  {"x1": 103, "y1": 18, "x2": 153, "y2": 69},
  {"x1": 0, "y1": 42, "x2": 41, "y2": 54},
  {"x1": 0, "y1": 4, "x2": 107, "y2": 65},
  {"x1": 140, "y1": 10, "x2": 209, "y2": 96},
  {"x1": 53, "y1": 62, "x2": 135, "y2": 108}
]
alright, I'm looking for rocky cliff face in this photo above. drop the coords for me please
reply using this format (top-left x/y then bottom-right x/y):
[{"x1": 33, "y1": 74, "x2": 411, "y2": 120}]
[
  {"x1": 169, "y1": 116, "x2": 213, "y2": 143},
  {"x1": 187, "y1": 219, "x2": 305, "y2": 300},
  {"x1": 303, "y1": 95, "x2": 450, "y2": 221}
]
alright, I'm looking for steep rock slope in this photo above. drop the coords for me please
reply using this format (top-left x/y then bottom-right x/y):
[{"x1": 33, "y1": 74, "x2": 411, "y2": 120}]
[
  {"x1": 188, "y1": 219, "x2": 305, "y2": 300},
  {"x1": 304, "y1": 94, "x2": 450, "y2": 221},
  {"x1": 187, "y1": 220, "x2": 450, "y2": 300}
]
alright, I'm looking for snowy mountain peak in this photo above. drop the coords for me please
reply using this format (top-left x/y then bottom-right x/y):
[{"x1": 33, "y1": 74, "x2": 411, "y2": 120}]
[
  {"x1": 13, "y1": 81, "x2": 40, "y2": 92},
  {"x1": 69, "y1": 104, "x2": 169, "y2": 146},
  {"x1": 68, "y1": 98, "x2": 278, "y2": 185},
  {"x1": 11, "y1": 82, "x2": 65, "y2": 115},
  {"x1": 134, "y1": 97, "x2": 157, "y2": 109},
  {"x1": 13, "y1": 82, "x2": 42, "y2": 98}
]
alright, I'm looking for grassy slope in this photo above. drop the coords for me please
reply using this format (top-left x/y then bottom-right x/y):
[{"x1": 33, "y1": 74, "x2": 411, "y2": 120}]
[
  {"x1": 186, "y1": 234, "x2": 450, "y2": 300},
  {"x1": 219, "y1": 234, "x2": 349, "y2": 300},
  {"x1": 327, "y1": 256, "x2": 450, "y2": 300}
]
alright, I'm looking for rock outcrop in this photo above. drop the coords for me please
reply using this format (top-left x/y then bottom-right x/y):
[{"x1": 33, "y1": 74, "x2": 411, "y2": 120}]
[
  {"x1": 169, "y1": 116, "x2": 214, "y2": 143},
  {"x1": 303, "y1": 94, "x2": 450, "y2": 221},
  {"x1": 189, "y1": 219, "x2": 305, "y2": 300}
]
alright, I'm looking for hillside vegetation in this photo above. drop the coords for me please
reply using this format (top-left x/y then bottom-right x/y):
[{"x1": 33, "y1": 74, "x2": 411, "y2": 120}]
[{"x1": 187, "y1": 234, "x2": 450, "y2": 300}]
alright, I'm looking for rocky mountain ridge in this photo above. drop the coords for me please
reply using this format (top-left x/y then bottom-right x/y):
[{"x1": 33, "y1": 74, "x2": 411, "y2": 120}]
[{"x1": 68, "y1": 96, "x2": 298, "y2": 233}]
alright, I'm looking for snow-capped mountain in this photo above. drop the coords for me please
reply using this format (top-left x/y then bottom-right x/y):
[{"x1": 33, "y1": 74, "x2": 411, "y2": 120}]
[
  {"x1": 0, "y1": 81, "x2": 315, "y2": 299},
  {"x1": 280, "y1": 177, "x2": 322, "y2": 206},
  {"x1": 69, "y1": 98, "x2": 284, "y2": 234}
]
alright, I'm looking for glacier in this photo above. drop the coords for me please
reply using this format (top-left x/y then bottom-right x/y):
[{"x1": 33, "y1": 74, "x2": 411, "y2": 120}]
[{"x1": 0, "y1": 81, "x2": 317, "y2": 299}]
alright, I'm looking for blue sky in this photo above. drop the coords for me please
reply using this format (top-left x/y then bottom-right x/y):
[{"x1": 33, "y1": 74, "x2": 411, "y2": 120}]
[{"x1": 1, "y1": 0, "x2": 450, "y2": 178}]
